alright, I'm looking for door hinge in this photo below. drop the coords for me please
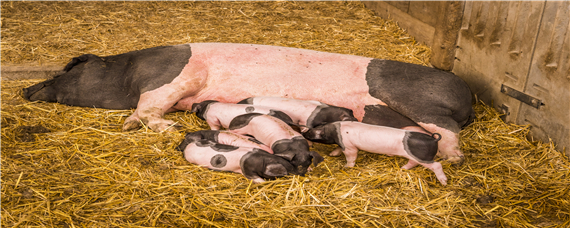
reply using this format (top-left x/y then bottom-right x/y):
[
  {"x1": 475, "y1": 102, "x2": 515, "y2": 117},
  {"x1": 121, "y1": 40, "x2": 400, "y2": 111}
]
[{"x1": 501, "y1": 84, "x2": 544, "y2": 109}]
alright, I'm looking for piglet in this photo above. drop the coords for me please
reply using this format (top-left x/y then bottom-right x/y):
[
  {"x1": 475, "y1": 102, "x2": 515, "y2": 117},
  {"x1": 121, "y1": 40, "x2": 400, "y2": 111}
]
[
  {"x1": 191, "y1": 100, "x2": 294, "y2": 130},
  {"x1": 178, "y1": 138, "x2": 298, "y2": 183},
  {"x1": 177, "y1": 130, "x2": 273, "y2": 153},
  {"x1": 238, "y1": 96, "x2": 357, "y2": 131},
  {"x1": 302, "y1": 121, "x2": 447, "y2": 185},
  {"x1": 228, "y1": 113, "x2": 324, "y2": 175}
]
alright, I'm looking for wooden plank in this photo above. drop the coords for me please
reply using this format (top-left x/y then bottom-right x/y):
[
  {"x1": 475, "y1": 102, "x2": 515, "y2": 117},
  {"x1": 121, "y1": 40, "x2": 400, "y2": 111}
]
[
  {"x1": 386, "y1": 1, "x2": 409, "y2": 13},
  {"x1": 517, "y1": 0, "x2": 570, "y2": 153},
  {"x1": 361, "y1": 1, "x2": 435, "y2": 46},
  {"x1": 1, "y1": 65, "x2": 62, "y2": 80},
  {"x1": 430, "y1": 1, "x2": 464, "y2": 70},
  {"x1": 453, "y1": 1, "x2": 545, "y2": 124},
  {"x1": 408, "y1": 1, "x2": 441, "y2": 27}
]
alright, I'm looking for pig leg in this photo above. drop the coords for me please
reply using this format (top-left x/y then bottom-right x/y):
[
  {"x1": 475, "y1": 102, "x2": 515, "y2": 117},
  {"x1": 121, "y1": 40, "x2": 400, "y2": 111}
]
[
  {"x1": 402, "y1": 160, "x2": 447, "y2": 185},
  {"x1": 123, "y1": 61, "x2": 208, "y2": 132},
  {"x1": 250, "y1": 177, "x2": 265, "y2": 184},
  {"x1": 418, "y1": 122, "x2": 463, "y2": 164},
  {"x1": 329, "y1": 147, "x2": 343, "y2": 157},
  {"x1": 206, "y1": 118, "x2": 222, "y2": 130},
  {"x1": 342, "y1": 148, "x2": 359, "y2": 167},
  {"x1": 401, "y1": 160, "x2": 419, "y2": 169}
]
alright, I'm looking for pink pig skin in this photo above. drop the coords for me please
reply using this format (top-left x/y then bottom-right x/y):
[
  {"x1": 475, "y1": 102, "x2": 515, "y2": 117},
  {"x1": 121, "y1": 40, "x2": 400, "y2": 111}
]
[
  {"x1": 191, "y1": 101, "x2": 292, "y2": 131},
  {"x1": 239, "y1": 96, "x2": 322, "y2": 128},
  {"x1": 181, "y1": 141, "x2": 295, "y2": 183},
  {"x1": 180, "y1": 130, "x2": 273, "y2": 154},
  {"x1": 307, "y1": 121, "x2": 448, "y2": 186},
  {"x1": 229, "y1": 114, "x2": 301, "y2": 147},
  {"x1": 216, "y1": 131, "x2": 273, "y2": 154},
  {"x1": 237, "y1": 96, "x2": 358, "y2": 132},
  {"x1": 183, "y1": 143, "x2": 248, "y2": 176}
]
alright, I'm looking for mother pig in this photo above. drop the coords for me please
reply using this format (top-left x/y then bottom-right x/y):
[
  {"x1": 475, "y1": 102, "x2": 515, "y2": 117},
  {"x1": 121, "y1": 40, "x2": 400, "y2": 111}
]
[{"x1": 23, "y1": 43, "x2": 474, "y2": 163}]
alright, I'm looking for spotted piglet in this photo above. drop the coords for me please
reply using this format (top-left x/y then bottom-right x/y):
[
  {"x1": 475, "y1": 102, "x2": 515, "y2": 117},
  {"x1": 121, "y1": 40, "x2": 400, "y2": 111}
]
[
  {"x1": 177, "y1": 130, "x2": 273, "y2": 153},
  {"x1": 178, "y1": 138, "x2": 298, "y2": 183},
  {"x1": 228, "y1": 113, "x2": 324, "y2": 175},
  {"x1": 238, "y1": 96, "x2": 357, "y2": 132},
  {"x1": 302, "y1": 121, "x2": 448, "y2": 185},
  {"x1": 191, "y1": 100, "x2": 294, "y2": 130}
]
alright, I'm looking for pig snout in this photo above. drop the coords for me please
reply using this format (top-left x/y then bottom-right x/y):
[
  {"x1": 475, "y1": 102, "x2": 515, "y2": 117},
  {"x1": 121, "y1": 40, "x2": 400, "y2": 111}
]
[
  {"x1": 23, "y1": 81, "x2": 56, "y2": 102},
  {"x1": 271, "y1": 137, "x2": 324, "y2": 175},
  {"x1": 241, "y1": 149, "x2": 299, "y2": 182}
]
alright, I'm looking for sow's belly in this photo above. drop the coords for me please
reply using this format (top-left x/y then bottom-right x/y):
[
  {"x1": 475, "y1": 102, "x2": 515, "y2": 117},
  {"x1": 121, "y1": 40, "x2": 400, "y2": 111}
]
[{"x1": 174, "y1": 43, "x2": 386, "y2": 120}]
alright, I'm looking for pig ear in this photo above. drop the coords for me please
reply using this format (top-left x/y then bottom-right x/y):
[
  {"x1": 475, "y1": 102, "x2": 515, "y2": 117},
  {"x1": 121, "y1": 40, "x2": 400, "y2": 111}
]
[
  {"x1": 190, "y1": 103, "x2": 201, "y2": 113},
  {"x1": 310, "y1": 151, "x2": 324, "y2": 166},
  {"x1": 275, "y1": 152, "x2": 296, "y2": 161},
  {"x1": 264, "y1": 164, "x2": 288, "y2": 177}
]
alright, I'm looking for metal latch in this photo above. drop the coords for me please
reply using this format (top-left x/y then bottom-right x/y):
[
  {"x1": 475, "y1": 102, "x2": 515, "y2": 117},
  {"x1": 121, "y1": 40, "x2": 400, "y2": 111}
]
[{"x1": 500, "y1": 84, "x2": 544, "y2": 109}]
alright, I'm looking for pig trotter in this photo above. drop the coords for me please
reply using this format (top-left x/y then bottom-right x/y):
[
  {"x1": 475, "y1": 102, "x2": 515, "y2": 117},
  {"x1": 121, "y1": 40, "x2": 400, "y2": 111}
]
[
  {"x1": 122, "y1": 115, "x2": 142, "y2": 131},
  {"x1": 329, "y1": 147, "x2": 343, "y2": 157},
  {"x1": 251, "y1": 178, "x2": 265, "y2": 184},
  {"x1": 147, "y1": 119, "x2": 181, "y2": 132},
  {"x1": 401, "y1": 160, "x2": 419, "y2": 169}
]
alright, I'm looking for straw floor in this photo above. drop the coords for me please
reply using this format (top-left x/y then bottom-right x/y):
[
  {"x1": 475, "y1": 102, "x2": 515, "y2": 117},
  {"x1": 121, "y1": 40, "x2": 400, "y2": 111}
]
[{"x1": 2, "y1": 1, "x2": 569, "y2": 227}]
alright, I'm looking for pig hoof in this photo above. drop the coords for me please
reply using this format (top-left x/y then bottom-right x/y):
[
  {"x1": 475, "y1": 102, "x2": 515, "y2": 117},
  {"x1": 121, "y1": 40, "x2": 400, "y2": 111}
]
[
  {"x1": 446, "y1": 155, "x2": 465, "y2": 165},
  {"x1": 329, "y1": 148, "x2": 343, "y2": 157},
  {"x1": 122, "y1": 119, "x2": 142, "y2": 131},
  {"x1": 251, "y1": 178, "x2": 265, "y2": 184},
  {"x1": 148, "y1": 120, "x2": 179, "y2": 132}
]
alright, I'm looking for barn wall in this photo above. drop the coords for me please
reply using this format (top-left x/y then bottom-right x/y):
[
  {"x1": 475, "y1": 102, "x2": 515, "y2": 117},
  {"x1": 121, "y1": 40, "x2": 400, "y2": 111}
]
[
  {"x1": 361, "y1": 1, "x2": 464, "y2": 70},
  {"x1": 363, "y1": 1, "x2": 570, "y2": 154}
]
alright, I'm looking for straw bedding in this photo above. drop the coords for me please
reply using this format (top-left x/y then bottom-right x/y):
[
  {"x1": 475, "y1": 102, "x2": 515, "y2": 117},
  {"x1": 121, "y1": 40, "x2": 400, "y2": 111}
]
[{"x1": 2, "y1": 1, "x2": 568, "y2": 227}]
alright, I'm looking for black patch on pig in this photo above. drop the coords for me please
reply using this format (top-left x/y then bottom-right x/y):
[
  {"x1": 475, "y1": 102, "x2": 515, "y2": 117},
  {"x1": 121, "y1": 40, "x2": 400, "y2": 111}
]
[
  {"x1": 178, "y1": 130, "x2": 220, "y2": 151},
  {"x1": 23, "y1": 44, "x2": 193, "y2": 109},
  {"x1": 267, "y1": 110, "x2": 295, "y2": 126},
  {"x1": 365, "y1": 59, "x2": 474, "y2": 133},
  {"x1": 306, "y1": 105, "x2": 357, "y2": 128},
  {"x1": 245, "y1": 106, "x2": 255, "y2": 113},
  {"x1": 302, "y1": 122, "x2": 344, "y2": 149},
  {"x1": 191, "y1": 100, "x2": 219, "y2": 120},
  {"x1": 195, "y1": 139, "x2": 239, "y2": 152},
  {"x1": 16, "y1": 125, "x2": 50, "y2": 142},
  {"x1": 228, "y1": 113, "x2": 263, "y2": 130},
  {"x1": 240, "y1": 148, "x2": 299, "y2": 181},
  {"x1": 248, "y1": 137, "x2": 264, "y2": 145},
  {"x1": 237, "y1": 97, "x2": 254, "y2": 104},
  {"x1": 271, "y1": 136, "x2": 323, "y2": 175},
  {"x1": 362, "y1": 105, "x2": 420, "y2": 129},
  {"x1": 210, "y1": 154, "x2": 227, "y2": 168},
  {"x1": 402, "y1": 132, "x2": 442, "y2": 163}
]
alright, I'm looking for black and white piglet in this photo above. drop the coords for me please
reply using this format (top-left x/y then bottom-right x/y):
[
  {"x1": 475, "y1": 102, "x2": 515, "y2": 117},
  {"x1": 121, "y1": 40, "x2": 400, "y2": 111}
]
[
  {"x1": 228, "y1": 113, "x2": 324, "y2": 175},
  {"x1": 238, "y1": 96, "x2": 357, "y2": 131},
  {"x1": 191, "y1": 100, "x2": 294, "y2": 130},
  {"x1": 302, "y1": 121, "x2": 448, "y2": 185},
  {"x1": 177, "y1": 130, "x2": 272, "y2": 153},
  {"x1": 178, "y1": 138, "x2": 298, "y2": 183}
]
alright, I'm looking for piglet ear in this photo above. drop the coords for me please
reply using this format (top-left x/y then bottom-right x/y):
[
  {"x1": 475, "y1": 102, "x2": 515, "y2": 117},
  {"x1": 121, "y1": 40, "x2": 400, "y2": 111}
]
[
  {"x1": 264, "y1": 164, "x2": 288, "y2": 177},
  {"x1": 310, "y1": 151, "x2": 324, "y2": 167},
  {"x1": 274, "y1": 152, "x2": 296, "y2": 161},
  {"x1": 190, "y1": 103, "x2": 201, "y2": 113},
  {"x1": 302, "y1": 128, "x2": 323, "y2": 140}
]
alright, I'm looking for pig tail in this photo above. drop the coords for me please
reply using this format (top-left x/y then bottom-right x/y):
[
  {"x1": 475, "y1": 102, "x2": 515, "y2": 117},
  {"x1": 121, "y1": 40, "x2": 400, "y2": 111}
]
[{"x1": 431, "y1": 133, "x2": 442, "y2": 142}]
